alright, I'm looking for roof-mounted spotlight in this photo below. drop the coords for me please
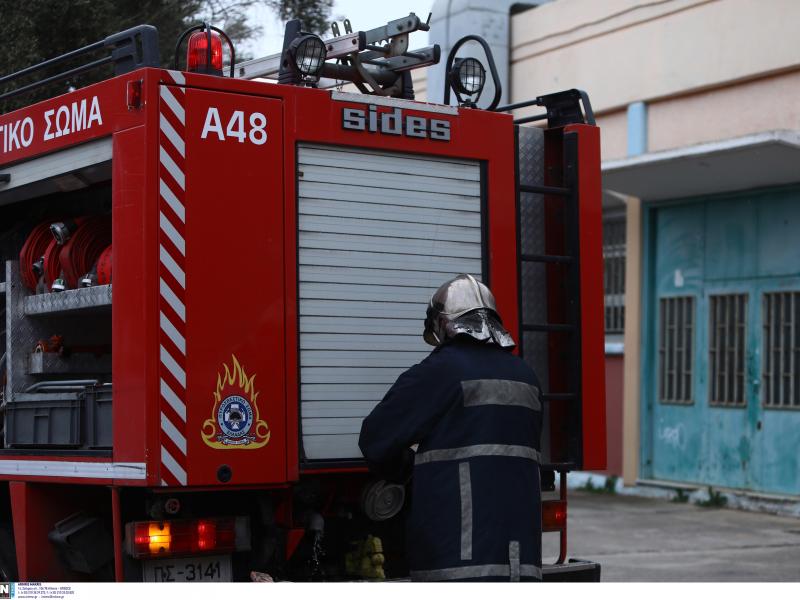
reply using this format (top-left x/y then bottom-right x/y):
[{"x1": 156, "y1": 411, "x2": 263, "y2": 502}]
[
  {"x1": 449, "y1": 57, "x2": 486, "y2": 105},
  {"x1": 287, "y1": 34, "x2": 327, "y2": 84},
  {"x1": 443, "y1": 35, "x2": 502, "y2": 110}
]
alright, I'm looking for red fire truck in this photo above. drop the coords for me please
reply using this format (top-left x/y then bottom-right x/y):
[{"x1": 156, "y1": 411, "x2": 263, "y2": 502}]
[{"x1": 0, "y1": 13, "x2": 605, "y2": 582}]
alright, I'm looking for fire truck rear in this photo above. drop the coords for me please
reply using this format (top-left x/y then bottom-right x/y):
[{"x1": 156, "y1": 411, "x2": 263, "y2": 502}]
[{"x1": 0, "y1": 14, "x2": 605, "y2": 582}]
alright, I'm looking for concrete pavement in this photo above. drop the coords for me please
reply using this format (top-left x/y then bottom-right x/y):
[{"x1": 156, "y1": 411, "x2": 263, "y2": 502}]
[{"x1": 543, "y1": 490, "x2": 800, "y2": 581}]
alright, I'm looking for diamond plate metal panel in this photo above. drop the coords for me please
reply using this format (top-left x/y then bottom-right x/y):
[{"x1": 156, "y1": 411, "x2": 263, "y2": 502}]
[
  {"x1": 518, "y1": 126, "x2": 547, "y2": 257},
  {"x1": 517, "y1": 126, "x2": 549, "y2": 381},
  {"x1": 23, "y1": 285, "x2": 112, "y2": 316},
  {"x1": 518, "y1": 126, "x2": 545, "y2": 188}
]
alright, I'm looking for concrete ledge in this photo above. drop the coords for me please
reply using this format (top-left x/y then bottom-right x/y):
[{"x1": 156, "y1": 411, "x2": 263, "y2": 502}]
[
  {"x1": 603, "y1": 130, "x2": 800, "y2": 201},
  {"x1": 562, "y1": 471, "x2": 800, "y2": 518}
]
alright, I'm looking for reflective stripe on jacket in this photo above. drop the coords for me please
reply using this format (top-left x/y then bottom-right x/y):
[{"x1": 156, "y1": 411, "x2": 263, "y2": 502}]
[{"x1": 359, "y1": 336, "x2": 543, "y2": 582}]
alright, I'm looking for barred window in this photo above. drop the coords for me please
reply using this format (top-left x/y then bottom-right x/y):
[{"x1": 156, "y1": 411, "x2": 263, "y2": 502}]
[
  {"x1": 603, "y1": 215, "x2": 626, "y2": 334},
  {"x1": 762, "y1": 292, "x2": 800, "y2": 409},
  {"x1": 658, "y1": 296, "x2": 694, "y2": 404},
  {"x1": 709, "y1": 294, "x2": 748, "y2": 407}
]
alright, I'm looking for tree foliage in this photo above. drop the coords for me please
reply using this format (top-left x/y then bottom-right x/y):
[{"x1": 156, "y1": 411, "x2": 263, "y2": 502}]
[
  {"x1": 266, "y1": 0, "x2": 333, "y2": 35},
  {"x1": 0, "y1": 0, "x2": 333, "y2": 113}
]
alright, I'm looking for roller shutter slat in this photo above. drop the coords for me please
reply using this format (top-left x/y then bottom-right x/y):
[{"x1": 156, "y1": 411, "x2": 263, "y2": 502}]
[
  {"x1": 300, "y1": 299, "x2": 423, "y2": 319},
  {"x1": 299, "y1": 181, "x2": 480, "y2": 211},
  {"x1": 300, "y1": 145, "x2": 481, "y2": 180},
  {"x1": 299, "y1": 215, "x2": 481, "y2": 243},
  {"x1": 300, "y1": 231, "x2": 480, "y2": 259},
  {"x1": 299, "y1": 198, "x2": 481, "y2": 227},
  {"x1": 300, "y1": 164, "x2": 480, "y2": 195}
]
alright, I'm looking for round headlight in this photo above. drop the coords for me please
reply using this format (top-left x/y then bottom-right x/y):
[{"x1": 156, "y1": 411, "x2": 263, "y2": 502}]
[
  {"x1": 452, "y1": 57, "x2": 486, "y2": 96},
  {"x1": 289, "y1": 34, "x2": 327, "y2": 77}
]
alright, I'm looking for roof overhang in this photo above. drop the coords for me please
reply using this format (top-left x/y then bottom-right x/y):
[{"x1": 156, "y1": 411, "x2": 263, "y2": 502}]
[{"x1": 602, "y1": 130, "x2": 800, "y2": 202}]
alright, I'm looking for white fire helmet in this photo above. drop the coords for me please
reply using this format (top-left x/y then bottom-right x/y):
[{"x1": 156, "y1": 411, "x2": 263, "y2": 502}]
[{"x1": 423, "y1": 274, "x2": 516, "y2": 348}]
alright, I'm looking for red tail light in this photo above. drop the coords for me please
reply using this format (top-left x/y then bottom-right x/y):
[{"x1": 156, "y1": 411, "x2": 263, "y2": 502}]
[
  {"x1": 187, "y1": 30, "x2": 223, "y2": 74},
  {"x1": 125, "y1": 517, "x2": 250, "y2": 558},
  {"x1": 542, "y1": 500, "x2": 567, "y2": 532}
]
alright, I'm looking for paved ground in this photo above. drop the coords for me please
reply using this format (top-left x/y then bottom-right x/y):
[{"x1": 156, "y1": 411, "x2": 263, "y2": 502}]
[{"x1": 542, "y1": 490, "x2": 800, "y2": 581}]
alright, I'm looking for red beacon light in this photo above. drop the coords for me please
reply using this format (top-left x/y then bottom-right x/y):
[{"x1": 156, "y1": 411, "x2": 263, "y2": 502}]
[
  {"x1": 188, "y1": 30, "x2": 223, "y2": 75},
  {"x1": 175, "y1": 23, "x2": 235, "y2": 77}
]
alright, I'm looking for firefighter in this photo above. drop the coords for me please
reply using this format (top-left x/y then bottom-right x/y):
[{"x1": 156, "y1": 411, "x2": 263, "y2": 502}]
[{"x1": 359, "y1": 274, "x2": 543, "y2": 582}]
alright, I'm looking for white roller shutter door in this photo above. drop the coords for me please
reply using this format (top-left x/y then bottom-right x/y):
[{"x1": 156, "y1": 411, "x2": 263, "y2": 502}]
[{"x1": 298, "y1": 143, "x2": 483, "y2": 460}]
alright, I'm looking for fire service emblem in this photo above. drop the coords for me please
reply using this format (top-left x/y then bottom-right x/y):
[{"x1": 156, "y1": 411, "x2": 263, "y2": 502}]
[{"x1": 202, "y1": 355, "x2": 270, "y2": 449}]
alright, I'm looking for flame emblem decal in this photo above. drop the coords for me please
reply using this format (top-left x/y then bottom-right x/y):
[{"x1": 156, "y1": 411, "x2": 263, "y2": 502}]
[{"x1": 202, "y1": 355, "x2": 270, "y2": 449}]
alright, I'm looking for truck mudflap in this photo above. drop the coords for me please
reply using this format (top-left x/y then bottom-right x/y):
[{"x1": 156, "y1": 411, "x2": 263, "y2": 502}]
[{"x1": 542, "y1": 559, "x2": 601, "y2": 582}]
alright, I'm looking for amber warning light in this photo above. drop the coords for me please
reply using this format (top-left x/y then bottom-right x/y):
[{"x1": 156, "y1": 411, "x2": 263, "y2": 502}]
[{"x1": 125, "y1": 516, "x2": 250, "y2": 558}]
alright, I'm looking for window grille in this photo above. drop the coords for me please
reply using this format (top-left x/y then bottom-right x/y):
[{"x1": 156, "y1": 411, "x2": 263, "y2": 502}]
[
  {"x1": 603, "y1": 215, "x2": 626, "y2": 334},
  {"x1": 709, "y1": 294, "x2": 748, "y2": 407},
  {"x1": 762, "y1": 292, "x2": 800, "y2": 409},
  {"x1": 658, "y1": 296, "x2": 694, "y2": 404}
]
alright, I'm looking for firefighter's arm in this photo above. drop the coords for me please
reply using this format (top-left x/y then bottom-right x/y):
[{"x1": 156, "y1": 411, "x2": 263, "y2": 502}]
[{"x1": 358, "y1": 354, "x2": 452, "y2": 481}]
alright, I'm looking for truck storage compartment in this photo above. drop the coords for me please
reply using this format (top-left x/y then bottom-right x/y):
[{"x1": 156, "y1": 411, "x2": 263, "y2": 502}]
[
  {"x1": 297, "y1": 144, "x2": 484, "y2": 461},
  {"x1": 1, "y1": 181, "x2": 113, "y2": 453}
]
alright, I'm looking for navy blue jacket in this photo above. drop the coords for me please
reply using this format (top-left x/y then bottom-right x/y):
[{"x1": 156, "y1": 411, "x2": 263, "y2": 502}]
[{"x1": 359, "y1": 336, "x2": 543, "y2": 582}]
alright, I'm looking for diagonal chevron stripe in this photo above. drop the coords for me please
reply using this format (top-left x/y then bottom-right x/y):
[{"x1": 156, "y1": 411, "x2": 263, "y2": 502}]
[
  {"x1": 160, "y1": 345, "x2": 186, "y2": 388},
  {"x1": 160, "y1": 278, "x2": 186, "y2": 322},
  {"x1": 159, "y1": 86, "x2": 187, "y2": 487},
  {"x1": 161, "y1": 412, "x2": 187, "y2": 454},
  {"x1": 160, "y1": 311, "x2": 186, "y2": 355},
  {"x1": 160, "y1": 85, "x2": 185, "y2": 123},
  {"x1": 160, "y1": 146, "x2": 185, "y2": 190},
  {"x1": 160, "y1": 378, "x2": 186, "y2": 421},
  {"x1": 160, "y1": 113, "x2": 186, "y2": 157},
  {"x1": 159, "y1": 179, "x2": 185, "y2": 223},
  {"x1": 160, "y1": 211, "x2": 185, "y2": 256},
  {"x1": 167, "y1": 70, "x2": 186, "y2": 90},
  {"x1": 159, "y1": 245, "x2": 185, "y2": 289},
  {"x1": 161, "y1": 445, "x2": 187, "y2": 485}
]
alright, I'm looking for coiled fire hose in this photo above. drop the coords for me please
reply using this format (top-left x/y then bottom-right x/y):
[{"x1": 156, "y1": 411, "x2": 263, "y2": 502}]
[
  {"x1": 94, "y1": 244, "x2": 112, "y2": 286},
  {"x1": 42, "y1": 238, "x2": 63, "y2": 291},
  {"x1": 58, "y1": 216, "x2": 111, "y2": 289},
  {"x1": 18, "y1": 222, "x2": 55, "y2": 292},
  {"x1": 20, "y1": 216, "x2": 111, "y2": 292}
]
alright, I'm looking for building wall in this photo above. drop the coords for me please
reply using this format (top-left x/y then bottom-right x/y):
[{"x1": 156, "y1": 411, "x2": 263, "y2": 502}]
[
  {"x1": 506, "y1": 0, "x2": 800, "y2": 492},
  {"x1": 604, "y1": 354, "x2": 624, "y2": 476},
  {"x1": 510, "y1": 0, "x2": 800, "y2": 160}
]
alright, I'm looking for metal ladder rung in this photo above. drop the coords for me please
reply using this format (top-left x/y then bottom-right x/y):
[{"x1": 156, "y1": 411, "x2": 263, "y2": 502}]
[
  {"x1": 541, "y1": 393, "x2": 576, "y2": 402},
  {"x1": 521, "y1": 254, "x2": 574, "y2": 264},
  {"x1": 520, "y1": 184, "x2": 570, "y2": 196},
  {"x1": 522, "y1": 323, "x2": 575, "y2": 333}
]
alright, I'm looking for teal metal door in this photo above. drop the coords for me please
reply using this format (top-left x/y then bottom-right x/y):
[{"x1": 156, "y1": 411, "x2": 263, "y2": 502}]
[{"x1": 643, "y1": 187, "x2": 800, "y2": 495}]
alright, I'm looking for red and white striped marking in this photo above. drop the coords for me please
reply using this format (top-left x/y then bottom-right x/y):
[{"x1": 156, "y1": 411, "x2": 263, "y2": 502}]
[{"x1": 159, "y1": 71, "x2": 188, "y2": 486}]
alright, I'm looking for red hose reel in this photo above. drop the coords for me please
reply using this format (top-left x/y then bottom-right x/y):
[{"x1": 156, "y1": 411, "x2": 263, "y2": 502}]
[
  {"x1": 19, "y1": 216, "x2": 112, "y2": 292},
  {"x1": 18, "y1": 222, "x2": 53, "y2": 291},
  {"x1": 95, "y1": 245, "x2": 113, "y2": 285}
]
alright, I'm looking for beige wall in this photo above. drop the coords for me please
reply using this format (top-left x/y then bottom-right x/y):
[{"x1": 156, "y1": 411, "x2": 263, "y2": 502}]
[
  {"x1": 511, "y1": 0, "x2": 800, "y2": 115},
  {"x1": 648, "y1": 69, "x2": 800, "y2": 152},
  {"x1": 595, "y1": 109, "x2": 627, "y2": 161}
]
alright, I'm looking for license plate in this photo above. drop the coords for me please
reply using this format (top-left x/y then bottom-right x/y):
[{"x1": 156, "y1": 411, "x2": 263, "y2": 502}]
[{"x1": 143, "y1": 554, "x2": 232, "y2": 582}]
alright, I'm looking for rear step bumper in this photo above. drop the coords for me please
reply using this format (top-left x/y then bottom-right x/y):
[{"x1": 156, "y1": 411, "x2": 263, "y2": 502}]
[{"x1": 542, "y1": 559, "x2": 601, "y2": 582}]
